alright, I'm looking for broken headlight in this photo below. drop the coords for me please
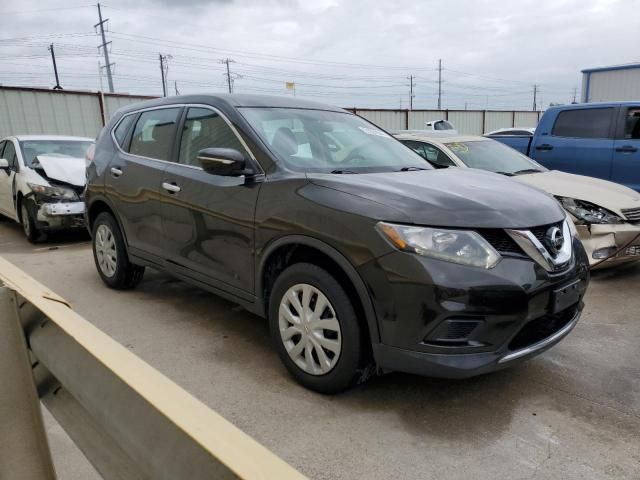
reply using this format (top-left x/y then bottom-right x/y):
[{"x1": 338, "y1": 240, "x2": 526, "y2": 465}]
[
  {"x1": 558, "y1": 197, "x2": 623, "y2": 225},
  {"x1": 27, "y1": 183, "x2": 79, "y2": 201},
  {"x1": 377, "y1": 222, "x2": 501, "y2": 269}
]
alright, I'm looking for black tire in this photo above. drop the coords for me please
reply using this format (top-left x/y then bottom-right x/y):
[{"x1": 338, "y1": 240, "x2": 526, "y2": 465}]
[
  {"x1": 268, "y1": 263, "x2": 367, "y2": 393},
  {"x1": 21, "y1": 199, "x2": 47, "y2": 243},
  {"x1": 92, "y1": 212, "x2": 145, "y2": 289}
]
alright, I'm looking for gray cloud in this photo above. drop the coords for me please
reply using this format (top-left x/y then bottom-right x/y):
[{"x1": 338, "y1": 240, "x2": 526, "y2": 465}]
[{"x1": 0, "y1": 0, "x2": 637, "y2": 108}]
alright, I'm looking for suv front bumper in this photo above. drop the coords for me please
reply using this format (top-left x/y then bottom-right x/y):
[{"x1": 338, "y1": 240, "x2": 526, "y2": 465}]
[{"x1": 359, "y1": 237, "x2": 590, "y2": 378}]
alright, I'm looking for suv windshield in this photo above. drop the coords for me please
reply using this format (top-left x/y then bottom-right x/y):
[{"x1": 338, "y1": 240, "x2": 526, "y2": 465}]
[
  {"x1": 20, "y1": 140, "x2": 93, "y2": 168},
  {"x1": 240, "y1": 107, "x2": 430, "y2": 173},
  {"x1": 444, "y1": 140, "x2": 547, "y2": 175}
]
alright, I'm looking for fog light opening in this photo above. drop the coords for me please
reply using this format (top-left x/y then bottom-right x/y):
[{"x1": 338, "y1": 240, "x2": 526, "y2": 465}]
[{"x1": 592, "y1": 247, "x2": 617, "y2": 260}]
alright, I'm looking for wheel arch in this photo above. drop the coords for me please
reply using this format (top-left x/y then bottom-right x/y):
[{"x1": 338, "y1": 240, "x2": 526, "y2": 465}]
[
  {"x1": 87, "y1": 196, "x2": 129, "y2": 250},
  {"x1": 258, "y1": 235, "x2": 381, "y2": 345}
]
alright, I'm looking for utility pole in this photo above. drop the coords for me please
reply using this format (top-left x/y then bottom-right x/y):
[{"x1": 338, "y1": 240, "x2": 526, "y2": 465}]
[
  {"x1": 407, "y1": 75, "x2": 415, "y2": 110},
  {"x1": 48, "y1": 44, "x2": 62, "y2": 90},
  {"x1": 159, "y1": 53, "x2": 169, "y2": 97},
  {"x1": 532, "y1": 84, "x2": 538, "y2": 111},
  {"x1": 437, "y1": 59, "x2": 442, "y2": 110},
  {"x1": 95, "y1": 3, "x2": 114, "y2": 93},
  {"x1": 220, "y1": 59, "x2": 241, "y2": 93},
  {"x1": 174, "y1": 80, "x2": 180, "y2": 96},
  {"x1": 572, "y1": 87, "x2": 577, "y2": 103}
]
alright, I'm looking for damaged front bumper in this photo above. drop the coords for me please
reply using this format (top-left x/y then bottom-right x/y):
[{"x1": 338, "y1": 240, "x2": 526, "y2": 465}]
[
  {"x1": 34, "y1": 201, "x2": 85, "y2": 230},
  {"x1": 577, "y1": 223, "x2": 640, "y2": 268}
]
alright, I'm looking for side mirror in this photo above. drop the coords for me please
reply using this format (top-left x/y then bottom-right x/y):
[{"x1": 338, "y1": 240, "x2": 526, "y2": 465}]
[
  {"x1": 0, "y1": 158, "x2": 8, "y2": 170},
  {"x1": 197, "y1": 148, "x2": 253, "y2": 177}
]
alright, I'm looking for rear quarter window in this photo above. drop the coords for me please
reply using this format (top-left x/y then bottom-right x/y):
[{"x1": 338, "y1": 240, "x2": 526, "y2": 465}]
[
  {"x1": 113, "y1": 114, "x2": 136, "y2": 147},
  {"x1": 128, "y1": 108, "x2": 182, "y2": 161},
  {"x1": 551, "y1": 108, "x2": 613, "y2": 139}
]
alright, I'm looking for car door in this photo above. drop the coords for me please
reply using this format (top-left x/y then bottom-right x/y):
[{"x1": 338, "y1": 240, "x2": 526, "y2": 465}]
[
  {"x1": 611, "y1": 106, "x2": 640, "y2": 191},
  {"x1": 0, "y1": 139, "x2": 19, "y2": 219},
  {"x1": 530, "y1": 107, "x2": 615, "y2": 180},
  {"x1": 160, "y1": 106, "x2": 262, "y2": 297},
  {"x1": 107, "y1": 107, "x2": 182, "y2": 260}
]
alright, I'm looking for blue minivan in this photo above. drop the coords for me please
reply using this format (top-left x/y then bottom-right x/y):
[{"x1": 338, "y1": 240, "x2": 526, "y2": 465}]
[{"x1": 490, "y1": 103, "x2": 640, "y2": 191}]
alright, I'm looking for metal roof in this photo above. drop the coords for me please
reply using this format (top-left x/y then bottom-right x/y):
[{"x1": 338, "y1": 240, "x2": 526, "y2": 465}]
[{"x1": 581, "y1": 63, "x2": 640, "y2": 74}]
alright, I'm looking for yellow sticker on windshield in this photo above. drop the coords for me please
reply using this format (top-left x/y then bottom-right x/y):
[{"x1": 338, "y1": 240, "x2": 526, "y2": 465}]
[{"x1": 447, "y1": 143, "x2": 469, "y2": 154}]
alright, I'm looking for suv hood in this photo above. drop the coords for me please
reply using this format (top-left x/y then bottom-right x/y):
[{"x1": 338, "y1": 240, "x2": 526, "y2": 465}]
[
  {"x1": 308, "y1": 168, "x2": 565, "y2": 228},
  {"x1": 32, "y1": 155, "x2": 86, "y2": 187},
  {"x1": 515, "y1": 170, "x2": 640, "y2": 217}
]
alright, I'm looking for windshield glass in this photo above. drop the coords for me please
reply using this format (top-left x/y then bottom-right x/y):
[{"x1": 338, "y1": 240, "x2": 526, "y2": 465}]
[
  {"x1": 20, "y1": 140, "x2": 93, "y2": 168},
  {"x1": 240, "y1": 107, "x2": 430, "y2": 173},
  {"x1": 444, "y1": 139, "x2": 547, "y2": 175}
]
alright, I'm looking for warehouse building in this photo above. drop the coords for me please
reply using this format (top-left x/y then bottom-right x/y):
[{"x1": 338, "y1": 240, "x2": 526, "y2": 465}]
[{"x1": 581, "y1": 63, "x2": 640, "y2": 102}]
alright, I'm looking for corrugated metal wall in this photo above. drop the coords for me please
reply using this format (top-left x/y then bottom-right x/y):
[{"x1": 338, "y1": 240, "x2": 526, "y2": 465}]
[
  {"x1": 355, "y1": 108, "x2": 541, "y2": 134},
  {"x1": 582, "y1": 67, "x2": 640, "y2": 102},
  {"x1": 0, "y1": 89, "x2": 103, "y2": 138},
  {"x1": 0, "y1": 87, "x2": 157, "y2": 139},
  {"x1": 0, "y1": 86, "x2": 541, "y2": 139}
]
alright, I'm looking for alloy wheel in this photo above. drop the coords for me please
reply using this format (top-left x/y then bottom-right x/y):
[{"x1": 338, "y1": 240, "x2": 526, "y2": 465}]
[
  {"x1": 278, "y1": 283, "x2": 342, "y2": 375},
  {"x1": 95, "y1": 224, "x2": 117, "y2": 278}
]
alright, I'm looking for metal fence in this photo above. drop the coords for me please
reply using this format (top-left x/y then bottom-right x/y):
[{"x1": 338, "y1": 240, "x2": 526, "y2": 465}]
[
  {"x1": 0, "y1": 256, "x2": 307, "y2": 480},
  {"x1": 0, "y1": 85, "x2": 542, "y2": 139},
  {"x1": 351, "y1": 108, "x2": 542, "y2": 134}
]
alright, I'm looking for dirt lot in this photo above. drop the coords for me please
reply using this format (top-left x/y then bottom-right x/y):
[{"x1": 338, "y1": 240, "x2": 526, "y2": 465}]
[{"x1": 1, "y1": 218, "x2": 639, "y2": 480}]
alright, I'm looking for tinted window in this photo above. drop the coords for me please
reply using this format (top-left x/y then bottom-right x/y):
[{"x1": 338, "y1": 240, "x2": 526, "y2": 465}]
[
  {"x1": 401, "y1": 140, "x2": 455, "y2": 168},
  {"x1": 0, "y1": 141, "x2": 5, "y2": 159},
  {"x1": 113, "y1": 114, "x2": 136, "y2": 147},
  {"x1": 129, "y1": 108, "x2": 181, "y2": 161},
  {"x1": 179, "y1": 108, "x2": 248, "y2": 166},
  {"x1": 624, "y1": 108, "x2": 640, "y2": 140},
  {"x1": 434, "y1": 120, "x2": 454, "y2": 131},
  {"x1": 552, "y1": 108, "x2": 613, "y2": 139},
  {"x1": 3, "y1": 141, "x2": 17, "y2": 169}
]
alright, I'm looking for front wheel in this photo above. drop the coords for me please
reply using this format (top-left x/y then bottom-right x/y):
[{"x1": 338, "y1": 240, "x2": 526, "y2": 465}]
[
  {"x1": 21, "y1": 200, "x2": 47, "y2": 243},
  {"x1": 268, "y1": 263, "x2": 367, "y2": 393},
  {"x1": 92, "y1": 212, "x2": 145, "y2": 289}
]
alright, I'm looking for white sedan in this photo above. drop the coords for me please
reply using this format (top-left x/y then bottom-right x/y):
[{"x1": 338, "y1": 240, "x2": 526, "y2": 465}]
[
  {"x1": 395, "y1": 132, "x2": 640, "y2": 268},
  {"x1": 0, "y1": 135, "x2": 93, "y2": 242}
]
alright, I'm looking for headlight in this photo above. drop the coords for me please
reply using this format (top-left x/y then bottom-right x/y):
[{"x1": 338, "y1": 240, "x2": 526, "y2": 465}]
[
  {"x1": 27, "y1": 183, "x2": 78, "y2": 201},
  {"x1": 558, "y1": 197, "x2": 623, "y2": 224},
  {"x1": 377, "y1": 222, "x2": 501, "y2": 269}
]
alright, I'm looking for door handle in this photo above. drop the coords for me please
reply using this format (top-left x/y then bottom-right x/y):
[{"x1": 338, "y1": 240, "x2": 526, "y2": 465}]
[
  {"x1": 162, "y1": 182, "x2": 181, "y2": 193},
  {"x1": 615, "y1": 145, "x2": 638, "y2": 153},
  {"x1": 110, "y1": 167, "x2": 123, "y2": 177},
  {"x1": 535, "y1": 144, "x2": 554, "y2": 151}
]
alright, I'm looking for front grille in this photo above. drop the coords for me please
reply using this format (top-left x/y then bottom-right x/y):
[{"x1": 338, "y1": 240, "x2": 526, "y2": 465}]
[
  {"x1": 625, "y1": 245, "x2": 640, "y2": 256},
  {"x1": 621, "y1": 207, "x2": 640, "y2": 222},
  {"x1": 480, "y1": 229, "x2": 524, "y2": 255},
  {"x1": 508, "y1": 304, "x2": 578, "y2": 351},
  {"x1": 423, "y1": 318, "x2": 483, "y2": 347},
  {"x1": 529, "y1": 221, "x2": 562, "y2": 246}
]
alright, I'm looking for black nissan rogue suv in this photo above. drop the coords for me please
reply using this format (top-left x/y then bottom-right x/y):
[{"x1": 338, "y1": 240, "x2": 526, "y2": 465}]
[{"x1": 86, "y1": 94, "x2": 590, "y2": 393}]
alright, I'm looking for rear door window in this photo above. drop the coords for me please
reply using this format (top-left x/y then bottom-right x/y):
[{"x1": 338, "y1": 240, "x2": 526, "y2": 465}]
[
  {"x1": 128, "y1": 108, "x2": 182, "y2": 161},
  {"x1": 552, "y1": 108, "x2": 613, "y2": 139},
  {"x1": 624, "y1": 108, "x2": 640, "y2": 139}
]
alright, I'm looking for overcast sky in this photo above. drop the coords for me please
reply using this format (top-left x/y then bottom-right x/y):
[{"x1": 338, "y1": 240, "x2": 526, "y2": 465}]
[{"x1": 1, "y1": 0, "x2": 638, "y2": 109}]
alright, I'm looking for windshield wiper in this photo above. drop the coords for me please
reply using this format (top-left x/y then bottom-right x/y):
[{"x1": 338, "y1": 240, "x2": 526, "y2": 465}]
[
  {"x1": 495, "y1": 171, "x2": 515, "y2": 176},
  {"x1": 330, "y1": 169, "x2": 357, "y2": 174},
  {"x1": 512, "y1": 168, "x2": 542, "y2": 175},
  {"x1": 398, "y1": 166, "x2": 429, "y2": 172}
]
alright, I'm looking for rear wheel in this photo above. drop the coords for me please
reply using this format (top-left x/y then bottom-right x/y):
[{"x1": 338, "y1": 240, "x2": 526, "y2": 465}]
[
  {"x1": 269, "y1": 263, "x2": 366, "y2": 393},
  {"x1": 21, "y1": 200, "x2": 47, "y2": 243},
  {"x1": 92, "y1": 212, "x2": 145, "y2": 289}
]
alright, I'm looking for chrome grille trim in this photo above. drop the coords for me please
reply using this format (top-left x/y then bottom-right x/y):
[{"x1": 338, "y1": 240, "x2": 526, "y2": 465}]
[
  {"x1": 621, "y1": 207, "x2": 640, "y2": 222},
  {"x1": 505, "y1": 220, "x2": 573, "y2": 272}
]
